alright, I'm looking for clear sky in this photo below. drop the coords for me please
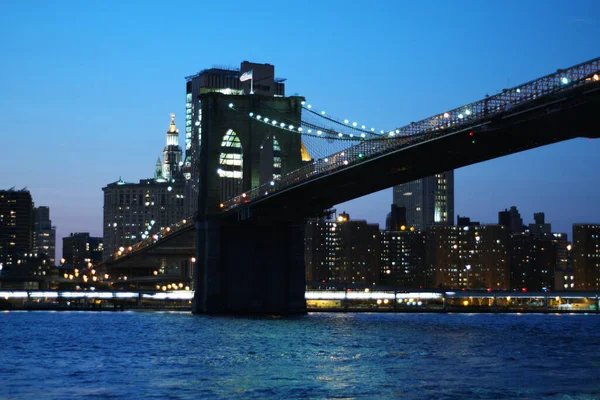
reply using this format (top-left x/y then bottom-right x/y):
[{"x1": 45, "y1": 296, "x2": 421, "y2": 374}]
[{"x1": 1, "y1": 0, "x2": 599, "y2": 259}]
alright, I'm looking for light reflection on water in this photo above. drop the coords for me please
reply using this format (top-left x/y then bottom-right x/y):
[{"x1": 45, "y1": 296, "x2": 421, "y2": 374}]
[{"x1": 0, "y1": 312, "x2": 599, "y2": 399}]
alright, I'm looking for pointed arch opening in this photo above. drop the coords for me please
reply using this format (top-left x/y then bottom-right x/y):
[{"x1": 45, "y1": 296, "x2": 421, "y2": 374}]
[{"x1": 217, "y1": 129, "x2": 243, "y2": 202}]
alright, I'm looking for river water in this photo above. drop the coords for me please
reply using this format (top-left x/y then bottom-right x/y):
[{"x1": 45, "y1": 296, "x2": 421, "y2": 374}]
[{"x1": 0, "y1": 312, "x2": 598, "y2": 399}]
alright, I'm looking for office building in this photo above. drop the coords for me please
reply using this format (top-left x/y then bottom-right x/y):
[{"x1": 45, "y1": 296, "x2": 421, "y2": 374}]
[
  {"x1": 305, "y1": 212, "x2": 381, "y2": 285},
  {"x1": 425, "y1": 224, "x2": 509, "y2": 289},
  {"x1": 102, "y1": 115, "x2": 186, "y2": 258},
  {"x1": 380, "y1": 228, "x2": 425, "y2": 288},
  {"x1": 0, "y1": 188, "x2": 33, "y2": 272},
  {"x1": 498, "y1": 206, "x2": 525, "y2": 233},
  {"x1": 63, "y1": 233, "x2": 103, "y2": 269},
  {"x1": 33, "y1": 206, "x2": 56, "y2": 265},
  {"x1": 509, "y1": 233, "x2": 556, "y2": 291},
  {"x1": 392, "y1": 171, "x2": 454, "y2": 230},
  {"x1": 572, "y1": 224, "x2": 600, "y2": 290}
]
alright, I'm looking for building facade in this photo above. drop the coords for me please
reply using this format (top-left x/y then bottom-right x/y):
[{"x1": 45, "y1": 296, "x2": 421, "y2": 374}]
[
  {"x1": 392, "y1": 171, "x2": 454, "y2": 230},
  {"x1": 33, "y1": 206, "x2": 56, "y2": 265},
  {"x1": 572, "y1": 224, "x2": 600, "y2": 290},
  {"x1": 63, "y1": 232, "x2": 103, "y2": 269},
  {"x1": 102, "y1": 115, "x2": 186, "y2": 258},
  {"x1": 509, "y1": 233, "x2": 556, "y2": 291},
  {"x1": 305, "y1": 212, "x2": 380, "y2": 285},
  {"x1": 0, "y1": 188, "x2": 33, "y2": 272},
  {"x1": 380, "y1": 229, "x2": 425, "y2": 288},
  {"x1": 425, "y1": 223, "x2": 510, "y2": 290}
]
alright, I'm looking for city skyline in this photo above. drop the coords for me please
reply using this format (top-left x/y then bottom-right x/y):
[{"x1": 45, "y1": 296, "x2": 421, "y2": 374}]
[{"x1": 2, "y1": 1, "x2": 600, "y2": 258}]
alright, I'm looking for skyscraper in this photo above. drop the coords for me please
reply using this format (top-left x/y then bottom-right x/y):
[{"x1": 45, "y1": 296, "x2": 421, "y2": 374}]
[
  {"x1": 33, "y1": 206, "x2": 56, "y2": 265},
  {"x1": 0, "y1": 188, "x2": 33, "y2": 272},
  {"x1": 102, "y1": 115, "x2": 186, "y2": 258},
  {"x1": 392, "y1": 171, "x2": 454, "y2": 230},
  {"x1": 572, "y1": 224, "x2": 600, "y2": 290}
]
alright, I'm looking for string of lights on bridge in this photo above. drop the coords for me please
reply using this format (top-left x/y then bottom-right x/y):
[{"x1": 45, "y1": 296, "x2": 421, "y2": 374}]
[{"x1": 226, "y1": 99, "x2": 482, "y2": 142}]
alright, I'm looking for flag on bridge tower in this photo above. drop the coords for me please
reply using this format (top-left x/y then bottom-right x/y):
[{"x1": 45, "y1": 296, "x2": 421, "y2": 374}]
[
  {"x1": 240, "y1": 70, "x2": 254, "y2": 94},
  {"x1": 239, "y1": 70, "x2": 253, "y2": 81}
]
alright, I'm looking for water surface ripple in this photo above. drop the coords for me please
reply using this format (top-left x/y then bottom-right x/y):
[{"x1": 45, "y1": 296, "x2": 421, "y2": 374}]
[{"x1": 1, "y1": 312, "x2": 598, "y2": 399}]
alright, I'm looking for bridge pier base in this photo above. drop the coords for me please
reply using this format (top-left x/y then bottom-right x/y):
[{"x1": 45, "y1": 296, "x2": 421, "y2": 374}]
[{"x1": 192, "y1": 218, "x2": 306, "y2": 314}]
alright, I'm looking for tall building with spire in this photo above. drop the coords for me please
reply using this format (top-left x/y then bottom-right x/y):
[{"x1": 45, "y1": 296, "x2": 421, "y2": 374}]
[
  {"x1": 162, "y1": 114, "x2": 183, "y2": 181},
  {"x1": 102, "y1": 115, "x2": 186, "y2": 259}
]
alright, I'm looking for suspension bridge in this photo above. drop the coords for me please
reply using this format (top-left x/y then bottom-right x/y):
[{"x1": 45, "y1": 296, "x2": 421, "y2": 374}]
[{"x1": 102, "y1": 57, "x2": 600, "y2": 314}]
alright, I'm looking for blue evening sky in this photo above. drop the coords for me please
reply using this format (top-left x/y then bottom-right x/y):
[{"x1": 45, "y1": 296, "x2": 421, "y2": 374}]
[{"x1": 1, "y1": 1, "x2": 599, "y2": 258}]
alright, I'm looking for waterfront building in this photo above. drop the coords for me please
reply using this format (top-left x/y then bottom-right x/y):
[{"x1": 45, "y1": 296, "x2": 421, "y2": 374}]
[
  {"x1": 509, "y1": 233, "x2": 556, "y2": 291},
  {"x1": 102, "y1": 115, "x2": 186, "y2": 258},
  {"x1": 0, "y1": 188, "x2": 33, "y2": 272},
  {"x1": 572, "y1": 224, "x2": 600, "y2": 290},
  {"x1": 33, "y1": 206, "x2": 56, "y2": 265},
  {"x1": 425, "y1": 223, "x2": 509, "y2": 289},
  {"x1": 62, "y1": 233, "x2": 103, "y2": 269},
  {"x1": 380, "y1": 228, "x2": 425, "y2": 288},
  {"x1": 392, "y1": 171, "x2": 454, "y2": 230},
  {"x1": 305, "y1": 212, "x2": 380, "y2": 285}
]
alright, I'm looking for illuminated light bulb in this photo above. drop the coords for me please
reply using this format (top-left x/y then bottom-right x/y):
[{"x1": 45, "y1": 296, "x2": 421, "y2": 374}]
[
  {"x1": 272, "y1": 120, "x2": 277, "y2": 125},
  {"x1": 298, "y1": 127, "x2": 303, "y2": 132},
  {"x1": 594, "y1": 74, "x2": 599, "y2": 81},
  {"x1": 344, "y1": 119, "x2": 349, "y2": 124},
  {"x1": 270, "y1": 181, "x2": 275, "y2": 186},
  {"x1": 317, "y1": 130, "x2": 322, "y2": 135},
  {"x1": 361, "y1": 125, "x2": 365, "y2": 129},
  {"x1": 228, "y1": 103, "x2": 233, "y2": 108},
  {"x1": 288, "y1": 125, "x2": 294, "y2": 129},
  {"x1": 561, "y1": 77, "x2": 569, "y2": 84},
  {"x1": 195, "y1": 121, "x2": 200, "y2": 126},
  {"x1": 516, "y1": 88, "x2": 521, "y2": 93},
  {"x1": 443, "y1": 112, "x2": 450, "y2": 118},
  {"x1": 338, "y1": 133, "x2": 343, "y2": 137},
  {"x1": 256, "y1": 115, "x2": 261, "y2": 120},
  {"x1": 321, "y1": 111, "x2": 325, "y2": 115},
  {"x1": 395, "y1": 129, "x2": 399, "y2": 134},
  {"x1": 264, "y1": 118, "x2": 269, "y2": 122},
  {"x1": 352, "y1": 122, "x2": 357, "y2": 127},
  {"x1": 242, "y1": 193, "x2": 246, "y2": 198},
  {"x1": 307, "y1": 104, "x2": 312, "y2": 108},
  {"x1": 380, "y1": 130, "x2": 384, "y2": 134},
  {"x1": 249, "y1": 112, "x2": 254, "y2": 116},
  {"x1": 458, "y1": 114, "x2": 464, "y2": 119},
  {"x1": 465, "y1": 109, "x2": 471, "y2": 115},
  {"x1": 361, "y1": 133, "x2": 366, "y2": 138},
  {"x1": 343, "y1": 160, "x2": 349, "y2": 165},
  {"x1": 371, "y1": 128, "x2": 375, "y2": 131},
  {"x1": 307, "y1": 129, "x2": 312, "y2": 133},
  {"x1": 280, "y1": 122, "x2": 285, "y2": 127},
  {"x1": 301, "y1": 101, "x2": 305, "y2": 105},
  {"x1": 349, "y1": 134, "x2": 354, "y2": 138},
  {"x1": 324, "y1": 158, "x2": 329, "y2": 162}
]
